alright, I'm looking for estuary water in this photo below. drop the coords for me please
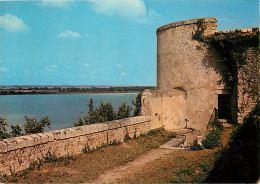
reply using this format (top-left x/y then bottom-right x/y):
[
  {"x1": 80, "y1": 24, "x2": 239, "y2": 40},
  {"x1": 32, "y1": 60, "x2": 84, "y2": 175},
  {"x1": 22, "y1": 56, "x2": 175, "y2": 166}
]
[{"x1": 0, "y1": 93, "x2": 137, "y2": 131}]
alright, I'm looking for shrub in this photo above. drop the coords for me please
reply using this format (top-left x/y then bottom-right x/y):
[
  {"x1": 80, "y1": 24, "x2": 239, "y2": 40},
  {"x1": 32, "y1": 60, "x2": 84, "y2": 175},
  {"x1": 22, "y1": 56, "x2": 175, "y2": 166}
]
[
  {"x1": 124, "y1": 128, "x2": 131, "y2": 142},
  {"x1": 202, "y1": 130, "x2": 221, "y2": 149},
  {"x1": 132, "y1": 91, "x2": 142, "y2": 116},
  {"x1": 23, "y1": 115, "x2": 51, "y2": 134},
  {"x1": 117, "y1": 103, "x2": 132, "y2": 119},
  {"x1": 73, "y1": 118, "x2": 83, "y2": 127},
  {"x1": 147, "y1": 128, "x2": 164, "y2": 136},
  {"x1": 0, "y1": 118, "x2": 10, "y2": 140},
  {"x1": 82, "y1": 144, "x2": 94, "y2": 154},
  {"x1": 190, "y1": 139, "x2": 203, "y2": 150},
  {"x1": 109, "y1": 139, "x2": 121, "y2": 146},
  {"x1": 167, "y1": 132, "x2": 177, "y2": 139},
  {"x1": 210, "y1": 120, "x2": 224, "y2": 131},
  {"x1": 84, "y1": 101, "x2": 116, "y2": 124},
  {"x1": 10, "y1": 124, "x2": 23, "y2": 137}
]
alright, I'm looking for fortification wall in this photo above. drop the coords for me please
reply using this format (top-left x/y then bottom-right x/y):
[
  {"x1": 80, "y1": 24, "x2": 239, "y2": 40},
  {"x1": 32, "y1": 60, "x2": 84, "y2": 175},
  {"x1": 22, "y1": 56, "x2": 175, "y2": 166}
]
[
  {"x1": 0, "y1": 116, "x2": 151, "y2": 175},
  {"x1": 237, "y1": 47, "x2": 259, "y2": 123},
  {"x1": 155, "y1": 17, "x2": 222, "y2": 131}
]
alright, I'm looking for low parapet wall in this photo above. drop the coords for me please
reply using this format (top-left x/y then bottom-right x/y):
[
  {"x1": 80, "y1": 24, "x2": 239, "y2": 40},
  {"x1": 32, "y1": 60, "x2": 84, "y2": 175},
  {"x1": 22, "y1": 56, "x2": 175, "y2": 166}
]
[{"x1": 0, "y1": 116, "x2": 151, "y2": 175}]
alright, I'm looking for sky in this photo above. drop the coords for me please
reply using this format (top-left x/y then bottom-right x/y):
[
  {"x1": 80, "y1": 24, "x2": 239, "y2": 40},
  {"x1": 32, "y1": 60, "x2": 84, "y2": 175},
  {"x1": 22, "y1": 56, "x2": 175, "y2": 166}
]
[{"x1": 0, "y1": 0, "x2": 258, "y2": 86}]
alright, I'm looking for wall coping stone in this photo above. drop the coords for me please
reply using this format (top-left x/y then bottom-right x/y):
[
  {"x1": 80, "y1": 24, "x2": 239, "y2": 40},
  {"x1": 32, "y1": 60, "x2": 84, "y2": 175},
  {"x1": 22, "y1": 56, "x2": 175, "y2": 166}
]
[
  {"x1": 0, "y1": 116, "x2": 151, "y2": 153},
  {"x1": 156, "y1": 17, "x2": 217, "y2": 34}
]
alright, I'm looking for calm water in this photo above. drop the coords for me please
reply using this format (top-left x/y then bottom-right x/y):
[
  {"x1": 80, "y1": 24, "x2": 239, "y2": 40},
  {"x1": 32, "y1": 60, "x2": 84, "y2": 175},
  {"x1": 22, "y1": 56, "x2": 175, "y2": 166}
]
[{"x1": 0, "y1": 93, "x2": 137, "y2": 131}]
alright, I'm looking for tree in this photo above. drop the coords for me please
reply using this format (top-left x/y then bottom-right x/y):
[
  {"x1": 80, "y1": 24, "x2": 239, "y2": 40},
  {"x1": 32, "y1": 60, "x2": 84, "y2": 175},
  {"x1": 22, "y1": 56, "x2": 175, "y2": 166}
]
[
  {"x1": 88, "y1": 98, "x2": 94, "y2": 114},
  {"x1": 10, "y1": 124, "x2": 23, "y2": 137},
  {"x1": 24, "y1": 115, "x2": 51, "y2": 134},
  {"x1": 0, "y1": 118, "x2": 10, "y2": 140},
  {"x1": 84, "y1": 101, "x2": 117, "y2": 124},
  {"x1": 132, "y1": 91, "x2": 142, "y2": 116},
  {"x1": 73, "y1": 118, "x2": 83, "y2": 127},
  {"x1": 117, "y1": 103, "x2": 132, "y2": 119}
]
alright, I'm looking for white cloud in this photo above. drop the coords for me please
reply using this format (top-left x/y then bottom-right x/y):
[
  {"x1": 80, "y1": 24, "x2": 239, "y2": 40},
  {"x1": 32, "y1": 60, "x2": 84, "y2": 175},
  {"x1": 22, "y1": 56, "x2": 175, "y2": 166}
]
[
  {"x1": 88, "y1": 0, "x2": 160, "y2": 23},
  {"x1": 116, "y1": 64, "x2": 122, "y2": 68},
  {"x1": 0, "y1": 67, "x2": 9, "y2": 72},
  {"x1": 58, "y1": 30, "x2": 81, "y2": 38},
  {"x1": 38, "y1": 0, "x2": 75, "y2": 9},
  {"x1": 85, "y1": 34, "x2": 90, "y2": 37},
  {"x1": 46, "y1": 64, "x2": 58, "y2": 71},
  {"x1": 98, "y1": 68, "x2": 104, "y2": 71},
  {"x1": 0, "y1": 13, "x2": 29, "y2": 33},
  {"x1": 84, "y1": 63, "x2": 90, "y2": 67},
  {"x1": 121, "y1": 72, "x2": 127, "y2": 76}
]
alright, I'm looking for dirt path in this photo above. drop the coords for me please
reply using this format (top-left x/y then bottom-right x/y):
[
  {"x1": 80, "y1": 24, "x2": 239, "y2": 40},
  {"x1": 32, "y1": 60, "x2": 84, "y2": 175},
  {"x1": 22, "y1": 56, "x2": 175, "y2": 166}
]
[{"x1": 91, "y1": 148, "x2": 175, "y2": 183}]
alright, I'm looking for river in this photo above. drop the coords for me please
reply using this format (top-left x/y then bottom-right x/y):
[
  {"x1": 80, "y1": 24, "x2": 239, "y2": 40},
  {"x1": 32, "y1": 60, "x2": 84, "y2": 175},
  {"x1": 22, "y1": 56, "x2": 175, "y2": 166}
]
[{"x1": 0, "y1": 93, "x2": 137, "y2": 131}]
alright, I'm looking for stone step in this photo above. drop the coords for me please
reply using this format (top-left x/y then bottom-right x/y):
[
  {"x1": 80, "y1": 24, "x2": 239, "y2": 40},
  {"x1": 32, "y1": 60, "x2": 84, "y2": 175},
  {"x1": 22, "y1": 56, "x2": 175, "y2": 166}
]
[{"x1": 159, "y1": 136, "x2": 186, "y2": 149}]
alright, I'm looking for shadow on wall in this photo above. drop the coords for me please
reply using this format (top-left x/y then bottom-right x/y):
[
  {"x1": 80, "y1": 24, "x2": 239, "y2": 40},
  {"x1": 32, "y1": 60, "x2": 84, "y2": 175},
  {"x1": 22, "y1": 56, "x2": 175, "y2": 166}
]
[{"x1": 206, "y1": 102, "x2": 259, "y2": 183}]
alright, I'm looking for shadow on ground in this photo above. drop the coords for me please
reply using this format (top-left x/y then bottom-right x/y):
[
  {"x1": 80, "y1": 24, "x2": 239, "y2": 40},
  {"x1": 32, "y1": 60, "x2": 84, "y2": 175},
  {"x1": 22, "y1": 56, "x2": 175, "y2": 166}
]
[{"x1": 206, "y1": 103, "x2": 259, "y2": 183}]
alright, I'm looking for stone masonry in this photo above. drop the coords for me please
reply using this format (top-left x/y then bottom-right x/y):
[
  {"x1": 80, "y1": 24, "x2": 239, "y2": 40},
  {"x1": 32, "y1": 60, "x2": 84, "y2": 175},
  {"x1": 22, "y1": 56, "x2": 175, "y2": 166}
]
[
  {"x1": 142, "y1": 17, "x2": 258, "y2": 133},
  {"x1": 0, "y1": 116, "x2": 151, "y2": 175}
]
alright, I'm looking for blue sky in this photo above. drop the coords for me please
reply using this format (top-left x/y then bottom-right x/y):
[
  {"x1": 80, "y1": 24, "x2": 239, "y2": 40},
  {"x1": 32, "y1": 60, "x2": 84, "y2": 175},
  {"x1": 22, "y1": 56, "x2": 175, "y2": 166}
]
[{"x1": 0, "y1": 0, "x2": 258, "y2": 86}]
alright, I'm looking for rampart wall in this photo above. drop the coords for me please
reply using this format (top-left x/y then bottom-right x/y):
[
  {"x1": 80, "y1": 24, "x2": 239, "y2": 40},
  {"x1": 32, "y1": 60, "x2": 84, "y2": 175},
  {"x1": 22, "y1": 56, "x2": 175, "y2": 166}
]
[{"x1": 0, "y1": 116, "x2": 151, "y2": 175}]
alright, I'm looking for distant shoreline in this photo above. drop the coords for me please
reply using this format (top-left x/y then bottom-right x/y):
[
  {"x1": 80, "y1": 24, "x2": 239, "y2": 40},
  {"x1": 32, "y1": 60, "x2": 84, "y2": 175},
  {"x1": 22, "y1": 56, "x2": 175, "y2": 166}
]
[{"x1": 0, "y1": 86, "x2": 154, "y2": 96}]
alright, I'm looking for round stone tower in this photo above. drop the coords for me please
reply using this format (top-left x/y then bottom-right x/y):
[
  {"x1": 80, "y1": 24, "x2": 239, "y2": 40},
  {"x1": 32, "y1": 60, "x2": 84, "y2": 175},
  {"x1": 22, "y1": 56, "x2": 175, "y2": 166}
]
[
  {"x1": 157, "y1": 17, "x2": 217, "y2": 91},
  {"x1": 155, "y1": 18, "x2": 221, "y2": 131}
]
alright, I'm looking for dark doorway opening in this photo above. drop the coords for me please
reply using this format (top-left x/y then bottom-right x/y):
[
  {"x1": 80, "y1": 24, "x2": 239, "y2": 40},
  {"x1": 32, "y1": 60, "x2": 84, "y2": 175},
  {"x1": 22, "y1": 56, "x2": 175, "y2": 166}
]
[{"x1": 218, "y1": 94, "x2": 232, "y2": 119}]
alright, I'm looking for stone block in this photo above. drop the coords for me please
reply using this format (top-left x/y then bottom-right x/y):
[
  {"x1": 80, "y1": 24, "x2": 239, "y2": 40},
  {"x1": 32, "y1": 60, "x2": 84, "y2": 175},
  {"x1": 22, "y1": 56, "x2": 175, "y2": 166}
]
[
  {"x1": 96, "y1": 123, "x2": 108, "y2": 132},
  {"x1": 80, "y1": 124, "x2": 99, "y2": 135},
  {"x1": 106, "y1": 120, "x2": 121, "y2": 129},
  {"x1": 62, "y1": 128, "x2": 79, "y2": 139},
  {"x1": 30, "y1": 134, "x2": 42, "y2": 145},
  {"x1": 36, "y1": 133, "x2": 50, "y2": 144},
  {"x1": 52, "y1": 130, "x2": 66, "y2": 140},
  {"x1": 135, "y1": 116, "x2": 146, "y2": 123},
  {"x1": 120, "y1": 118, "x2": 135, "y2": 127},
  {"x1": 22, "y1": 136, "x2": 36, "y2": 147},
  {"x1": 70, "y1": 127, "x2": 85, "y2": 136},
  {"x1": 144, "y1": 116, "x2": 151, "y2": 122},
  {"x1": 3, "y1": 138, "x2": 18, "y2": 151},
  {"x1": 43, "y1": 132, "x2": 54, "y2": 142},
  {"x1": 0, "y1": 141, "x2": 8, "y2": 153}
]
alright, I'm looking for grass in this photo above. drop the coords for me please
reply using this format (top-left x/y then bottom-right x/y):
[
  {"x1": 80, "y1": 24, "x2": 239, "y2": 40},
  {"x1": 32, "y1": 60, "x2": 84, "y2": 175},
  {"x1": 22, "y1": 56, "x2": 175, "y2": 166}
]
[
  {"x1": 1, "y1": 129, "x2": 175, "y2": 183},
  {"x1": 120, "y1": 128, "x2": 233, "y2": 183},
  {"x1": 1, "y1": 125, "x2": 245, "y2": 183}
]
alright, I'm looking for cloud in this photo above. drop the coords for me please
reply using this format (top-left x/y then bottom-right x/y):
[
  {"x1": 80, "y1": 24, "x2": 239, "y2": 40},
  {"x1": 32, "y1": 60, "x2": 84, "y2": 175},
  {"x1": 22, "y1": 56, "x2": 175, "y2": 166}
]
[
  {"x1": 88, "y1": 0, "x2": 160, "y2": 23},
  {"x1": 121, "y1": 72, "x2": 127, "y2": 76},
  {"x1": 0, "y1": 67, "x2": 9, "y2": 72},
  {"x1": 84, "y1": 63, "x2": 90, "y2": 67},
  {"x1": 38, "y1": 0, "x2": 75, "y2": 9},
  {"x1": 58, "y1": 30, "x2": 81, "y2": 38},
  {"x1": 46, "y1": 64, "x2": 58, "y2": 71},
  {"x1": 0, "y1": 13, "x2": 29, "y2": 33},
  {"x1": 116, "y1": 64, "x2": 122, "y2": 68},
  {"x1": 98, "y1": 68, "x2": 104, "y2": 71},
  {"x1": 85, "y1": 34, "x2": 90, "y2": 37}
]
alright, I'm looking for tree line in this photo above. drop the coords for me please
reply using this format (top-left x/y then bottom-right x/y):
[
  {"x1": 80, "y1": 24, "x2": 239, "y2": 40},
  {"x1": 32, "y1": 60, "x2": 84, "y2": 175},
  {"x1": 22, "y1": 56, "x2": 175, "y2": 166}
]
[{"x1": 74, "y1": 92, "x2": 142, "y2": 126}]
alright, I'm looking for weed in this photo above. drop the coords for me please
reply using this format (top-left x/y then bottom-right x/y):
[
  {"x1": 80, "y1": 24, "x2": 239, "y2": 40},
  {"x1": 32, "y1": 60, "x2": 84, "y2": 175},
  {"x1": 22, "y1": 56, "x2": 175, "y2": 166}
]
[
  {"x1": 202, "y1": 130, "x2": 221, "y2": 149},
  {"x1": 133, "y1": 128, "x2": 137, "y2": 139},
  {"x1": 139, "y1": 133, "x2": 146, "y2": 137},
  {"x1": 210, "y1": 120, "x2": 224, "y2": 131},
  {"x1": 190, "y1": 139, "x2": 203, "y2": 151},
  {"x1": 147, "y1": 127, "x2": 165, "y2": 136},
  {"x1": 100, "y1": 142, "x2": 108, "y2": 148},
  {"x1": 124, "y1": 128, "x2": 131, "y2": 142},
  {"x1": 167, "y1": 132, "x2": 177, "y2": 139},
  {"x1": 82, "y1": 144, "x2": 94, "y2": 154},
  {"x1": 109, "y1": 139, "x2": 121, "y2": 146}
]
